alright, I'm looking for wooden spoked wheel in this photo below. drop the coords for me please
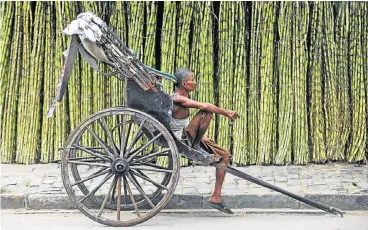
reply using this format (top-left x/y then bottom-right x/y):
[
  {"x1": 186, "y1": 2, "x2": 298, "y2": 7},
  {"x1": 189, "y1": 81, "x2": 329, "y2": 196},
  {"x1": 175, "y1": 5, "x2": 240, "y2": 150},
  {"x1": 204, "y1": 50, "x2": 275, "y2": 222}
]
[{"x1": 61, "y1": 107, "x2": 180, "y2": 227}]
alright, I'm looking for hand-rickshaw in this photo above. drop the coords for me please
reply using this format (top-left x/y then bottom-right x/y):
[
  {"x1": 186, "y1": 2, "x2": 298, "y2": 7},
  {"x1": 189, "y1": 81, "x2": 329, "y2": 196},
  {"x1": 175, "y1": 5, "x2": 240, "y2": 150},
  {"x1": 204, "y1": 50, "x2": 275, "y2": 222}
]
[{"x1": 48, "y1": 12, "x2": 344, "y2": 227}]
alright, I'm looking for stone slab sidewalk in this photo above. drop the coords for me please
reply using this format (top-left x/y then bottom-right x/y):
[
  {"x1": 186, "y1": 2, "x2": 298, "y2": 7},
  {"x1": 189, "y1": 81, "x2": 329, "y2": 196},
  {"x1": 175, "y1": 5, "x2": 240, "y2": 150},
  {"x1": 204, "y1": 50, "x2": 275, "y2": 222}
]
[{"x1": 1, "y1": 163, "x2": 367, "y2": 210}]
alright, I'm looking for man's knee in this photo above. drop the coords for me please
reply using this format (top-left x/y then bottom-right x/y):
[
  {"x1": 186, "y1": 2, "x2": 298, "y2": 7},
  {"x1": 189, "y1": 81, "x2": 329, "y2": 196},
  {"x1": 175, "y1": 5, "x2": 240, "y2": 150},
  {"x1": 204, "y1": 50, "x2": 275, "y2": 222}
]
[
  {"x1": 206, "y1": 112, "x2": 213, "y2": 119},
  {"x1": 220, "y1": 156, "x2": 230, "y2": 166},
  {"x1": 200, "y1": 110, "x2": 213, "y2": 120}
]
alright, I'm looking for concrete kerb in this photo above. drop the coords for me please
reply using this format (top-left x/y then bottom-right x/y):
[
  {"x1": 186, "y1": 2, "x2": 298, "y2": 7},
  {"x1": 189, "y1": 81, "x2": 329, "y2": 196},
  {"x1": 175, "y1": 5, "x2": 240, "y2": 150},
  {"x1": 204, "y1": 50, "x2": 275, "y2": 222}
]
[
  {"x1": 1, "y1": 193, "x2": 368, "y2": 211},
  {"x1": 0, "y1": 194, "x2": 26, "y2": 209}
]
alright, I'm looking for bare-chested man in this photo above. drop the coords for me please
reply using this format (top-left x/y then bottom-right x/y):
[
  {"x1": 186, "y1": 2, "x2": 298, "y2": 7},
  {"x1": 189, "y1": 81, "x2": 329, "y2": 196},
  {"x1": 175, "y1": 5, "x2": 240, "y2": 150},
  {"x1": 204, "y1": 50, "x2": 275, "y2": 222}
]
[{"x1": 169, "y1": 68, "x2": 239, "y2": 214}]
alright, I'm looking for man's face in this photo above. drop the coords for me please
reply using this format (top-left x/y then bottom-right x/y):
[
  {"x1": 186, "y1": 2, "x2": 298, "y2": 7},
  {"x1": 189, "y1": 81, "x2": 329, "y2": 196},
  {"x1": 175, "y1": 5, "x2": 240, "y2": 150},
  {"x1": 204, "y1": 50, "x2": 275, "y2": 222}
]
[{"x1": 182, "y1": 72, "x2": 196, "y2": 92}]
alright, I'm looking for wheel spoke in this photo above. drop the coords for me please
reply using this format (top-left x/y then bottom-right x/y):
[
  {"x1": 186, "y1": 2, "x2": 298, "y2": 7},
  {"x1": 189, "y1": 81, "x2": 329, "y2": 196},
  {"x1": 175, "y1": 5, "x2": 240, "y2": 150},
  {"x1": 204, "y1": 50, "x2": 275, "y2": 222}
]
[
  {"x1": 87, "y1": 147, "x2": 104, "y2": 150},
  {"x1": 90, "y1": 149, "x2": 110, "y2": 156},
  {"x1": 117, "y1": 176, "x2": 121, "y2": 220},
  {"x1": 72, "y1": 168, "x2": 111, "y2": 186},
  {"x1": 98, "y1": 176, "x2": 117, "y2": 217},
  {"x1": 109, "y1": 177, "x2": 118, "y2": 204},
  {"x1": 70, "y1": 159, "x2": 106, "y2": 163},
  {"x1": 127, "y1": 133, "x2": 163, "y2": 161},
  {"x1": 68, "y1": 156, "x2": 102, "y2": 161},
  {"x1": 125, "y1": 122, "x2": 133, "y2": 148},
  {"x1": 124, "y1": 175, "x2": 141, "y2": 217},
  {"x1": 86, "y1": 127, "x2": 115, "y2": 159},
  {"x1": 123, "y1": 175, "x2": 128, "y2": 205},
  {"x1": 80, "y1": 172, "x2": 114, "y2": 203},
  {"x1": 125, "y1": 120, "x2": 145, "y2": 154},
  {"x1": 121, "y1": 122, "x2": 133, "y2": 158},
  {"x1": 91, "y1": 152, "x2": 109, "y2": 158},
  {"x1": 119, "y1": 115, "x2": 127, "y2": 157},
  {"x1": 131, "y1": 148, "x2": 170, "y2": 163},
  {"x1": 112, "y1": 117, "x2": 129, "y2": 132},
  {"x1": 98, "y1": 117, "x2": 119, "y2": 156},
  {"x1": 127, "y1": 174, "x2": 155, "y2": 208},
  {"x1": 68, "y1": 146, "x2": 105, "y2": 151},
  {"x1": 130, "y1": 166, "x2": 174, "y2": 173},
  {"x1": 126, "y1": 132, "x2": 144, "y2": 156},
  {"x1": 135, "y1": 168, "x2": 149, "y2": 178},
  {"x1": 135, "y1": 162, "x2": 172, "y2": 171},
  {"x1": 68, "y1": 160, "x2": 110, "y2": 168},
  {"x1": 116, "y1": 115, "x2": 122, "y2": 155},
  {"x1": 70, "y1": 146, "x2": 107, "y2": 155},
  {"x1": 128, "y1": 171, "x2": 144, "y2": 192},
  {"x1": 72, "y1": 144, "x2": 112, "y2": 162},
  {"x1": 131, "y1": 170, "x2": 168, "y2": 190}
]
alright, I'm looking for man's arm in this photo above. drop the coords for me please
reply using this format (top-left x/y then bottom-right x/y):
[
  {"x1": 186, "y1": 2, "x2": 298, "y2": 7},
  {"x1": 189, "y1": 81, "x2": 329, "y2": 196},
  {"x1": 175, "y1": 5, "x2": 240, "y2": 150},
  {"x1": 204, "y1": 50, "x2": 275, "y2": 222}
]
[{"x1": 172, "y1": 94, "x2": 238, "y2": 120}]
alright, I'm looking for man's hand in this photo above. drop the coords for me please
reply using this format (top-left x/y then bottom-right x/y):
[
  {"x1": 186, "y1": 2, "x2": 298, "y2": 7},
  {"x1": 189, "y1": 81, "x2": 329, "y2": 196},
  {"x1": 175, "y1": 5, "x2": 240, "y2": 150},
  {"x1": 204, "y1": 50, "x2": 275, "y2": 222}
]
[{"x1": 226, "y1": 110, "x2": 239, "y2": 121}]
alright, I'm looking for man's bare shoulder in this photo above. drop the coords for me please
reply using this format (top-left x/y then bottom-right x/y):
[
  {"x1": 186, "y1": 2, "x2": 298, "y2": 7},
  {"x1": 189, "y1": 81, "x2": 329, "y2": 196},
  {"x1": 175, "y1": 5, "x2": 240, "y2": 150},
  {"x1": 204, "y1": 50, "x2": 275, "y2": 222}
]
[
  {"x1": 171, "y1": 94, "x2": 207, "y2": 109},
  {"x1": 171, "y1": 94, "x2": 191, "y2": 103}
]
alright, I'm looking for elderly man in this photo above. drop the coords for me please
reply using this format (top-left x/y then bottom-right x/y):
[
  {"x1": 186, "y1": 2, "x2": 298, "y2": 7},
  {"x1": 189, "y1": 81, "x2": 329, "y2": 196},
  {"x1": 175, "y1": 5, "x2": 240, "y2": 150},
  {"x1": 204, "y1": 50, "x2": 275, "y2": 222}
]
[{"x1": 169, "y1": 68, "x2": 239, "y2": 214}]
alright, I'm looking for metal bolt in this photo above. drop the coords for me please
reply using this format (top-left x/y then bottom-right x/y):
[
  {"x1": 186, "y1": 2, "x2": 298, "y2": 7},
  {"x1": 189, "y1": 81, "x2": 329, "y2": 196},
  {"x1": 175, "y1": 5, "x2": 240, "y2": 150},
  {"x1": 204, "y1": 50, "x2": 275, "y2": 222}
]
[{"x1": 117, "y1": 165, "x2": 124, "y2": 170}]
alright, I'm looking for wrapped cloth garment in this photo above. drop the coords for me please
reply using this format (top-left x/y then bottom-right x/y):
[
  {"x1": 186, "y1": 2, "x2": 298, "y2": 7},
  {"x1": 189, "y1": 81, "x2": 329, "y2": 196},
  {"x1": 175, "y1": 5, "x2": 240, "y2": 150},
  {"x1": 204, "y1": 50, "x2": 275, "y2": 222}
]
[
  {"x1": 184, "y1": 130, "x2": 231, "y2": 160},
  {"x1": 170, "y1": 117, "x2": 189, "y2": 140},
  {"x1": 197, "y1": 136, "x2": 231, "y2": 160}
]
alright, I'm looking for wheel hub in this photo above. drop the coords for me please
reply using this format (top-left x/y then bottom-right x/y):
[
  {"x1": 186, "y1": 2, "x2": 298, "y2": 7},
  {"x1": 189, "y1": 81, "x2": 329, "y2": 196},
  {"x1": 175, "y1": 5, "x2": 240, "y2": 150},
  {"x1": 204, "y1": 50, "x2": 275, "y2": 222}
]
[{"x1": 111, "y1": 158, "x2": 130, "y2": 175}]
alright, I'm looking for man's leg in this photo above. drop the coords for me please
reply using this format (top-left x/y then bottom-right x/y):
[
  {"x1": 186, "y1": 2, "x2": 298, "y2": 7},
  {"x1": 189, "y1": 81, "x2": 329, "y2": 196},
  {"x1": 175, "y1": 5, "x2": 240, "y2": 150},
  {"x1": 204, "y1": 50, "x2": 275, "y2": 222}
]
[
  {"x1": 209, "y1": 156, "x2": 229, "y2": 203},
  {"x1": 186, "y1": 111, "x2": 230, "y2": 206},
  {"x1": 185, "y1": 110, "x2": 213, "y2": 150}
]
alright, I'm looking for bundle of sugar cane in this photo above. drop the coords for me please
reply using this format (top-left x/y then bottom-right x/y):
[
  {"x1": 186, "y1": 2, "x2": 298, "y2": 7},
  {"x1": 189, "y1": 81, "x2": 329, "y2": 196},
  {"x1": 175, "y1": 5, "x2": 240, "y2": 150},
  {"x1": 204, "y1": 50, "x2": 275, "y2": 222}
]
[
  {"x1": 231, "y1": 2, "x2": 249, "y2": 165},
  {"x1": 41, "y1": 2, "x2": 58, "y2": 162},
  {"x1": 217, "y1": 2, "x2": 235, "y2": 152},
  {"x1": 335, "y1": 2, "x2": 350, "y2": 163},
  {"x1": 347, "y1": 2, "x2": 367, "y2": 163},
  {"x1": 256, "y1": 2, "x2": 277, "y2": 165},
  {"x1": 16, "y1": 1, "x2": 43, "y2": 164},
  {"x1": 176, "y1": 2, "x2": 193, "y2": 69},
  {"x1": 275, "y1": 2, "x2": 293, "y2": 165},
  {"x1": 247, "y1": 2, "x2": 262, "y2": 165},
  {"x1": 160, "y1": 2, "x2": 177, "y2": 94},
  {"x1": 143, "y1": 2, "x2": 158, "y2": 68},
  {"x1": 309, "y1": 2, "x2": 327, "y2": 163},
  {"x1": 1, "y1": 2, "x2": 22, "y2": 163},
  {"x1": 291, "y1": 2, "x2": 309, "y2": 164},
  {"x1": 0, "y1": 1, "x2": 15, "y2": 135},
  {"x1": 322, "y1": 2, "x2": 340, "y2": 161}
]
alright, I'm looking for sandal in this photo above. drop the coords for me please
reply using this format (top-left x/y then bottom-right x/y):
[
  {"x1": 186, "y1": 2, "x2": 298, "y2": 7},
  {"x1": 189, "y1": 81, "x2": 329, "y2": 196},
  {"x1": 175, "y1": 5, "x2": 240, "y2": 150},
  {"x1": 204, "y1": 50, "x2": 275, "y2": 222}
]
[{"x1": 208, "y1": 201, "x2": 234, "y2": 214}]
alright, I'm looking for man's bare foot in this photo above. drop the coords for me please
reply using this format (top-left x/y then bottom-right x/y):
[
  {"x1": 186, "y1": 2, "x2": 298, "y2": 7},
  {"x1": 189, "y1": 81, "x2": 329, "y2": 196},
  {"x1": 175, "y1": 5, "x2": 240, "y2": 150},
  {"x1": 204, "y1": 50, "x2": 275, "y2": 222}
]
[{"x1": 209, "y1": 196, "x2": 222, "y2": 204}]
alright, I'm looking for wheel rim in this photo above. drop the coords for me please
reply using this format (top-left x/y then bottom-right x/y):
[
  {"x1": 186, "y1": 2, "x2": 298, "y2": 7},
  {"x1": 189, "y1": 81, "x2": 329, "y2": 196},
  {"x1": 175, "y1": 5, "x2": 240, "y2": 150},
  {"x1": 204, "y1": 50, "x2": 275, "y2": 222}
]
[{"x1": 61, "y1": 108, "x2": 180, "y2": 227}]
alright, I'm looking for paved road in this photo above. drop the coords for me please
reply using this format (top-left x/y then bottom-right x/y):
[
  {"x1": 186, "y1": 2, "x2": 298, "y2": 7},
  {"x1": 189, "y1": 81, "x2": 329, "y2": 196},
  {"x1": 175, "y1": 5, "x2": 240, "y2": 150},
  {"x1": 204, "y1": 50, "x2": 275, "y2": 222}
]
[{"x1": 1, "y1": 210, "x2": 368, "y2": 230}]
